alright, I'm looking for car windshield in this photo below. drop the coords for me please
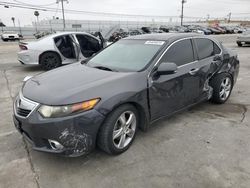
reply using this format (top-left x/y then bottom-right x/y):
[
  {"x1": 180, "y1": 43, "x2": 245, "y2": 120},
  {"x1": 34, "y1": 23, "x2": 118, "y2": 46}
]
[{"x1": 87, "y1": 39, "x2": 164, "y2": 72}]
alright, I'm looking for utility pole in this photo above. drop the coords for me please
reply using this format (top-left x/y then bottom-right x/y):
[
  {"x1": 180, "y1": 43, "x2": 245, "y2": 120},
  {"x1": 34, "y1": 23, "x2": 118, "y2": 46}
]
[
  {"x1": 207, "y1": 14, "x2": 210, "y2": 22},
  {"x1": 18, "y1": 19, "x2": 22, "y2": 36},
  {"x1": 11, "y1": 17, "x2": 15, "y2": 27},
  {"x1": 228, "y1": 12, "x2": 232, "y2": 23},
  {"x1": 57, "y1": 0, "x2": 68, "y2": 30},
  {"x1": 180, "y1": 0, "x2": 187, "y2": 26}
]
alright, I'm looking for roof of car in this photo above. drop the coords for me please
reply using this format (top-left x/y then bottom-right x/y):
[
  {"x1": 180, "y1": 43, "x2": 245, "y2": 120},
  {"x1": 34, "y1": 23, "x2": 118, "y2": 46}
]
[
  {"x1": 45, "y1": 31, "x2": 96, "y2": 39},
  {"x1": 124, "y1": 33, "x2": 202, "y2": 41},
  {"x1": 47, "y1": 31, "x2": 89, "y2": 37}
]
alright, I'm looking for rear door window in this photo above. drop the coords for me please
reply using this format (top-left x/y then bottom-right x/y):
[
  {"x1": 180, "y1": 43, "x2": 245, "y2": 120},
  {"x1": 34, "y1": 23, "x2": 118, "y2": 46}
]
[
  {"x1": 54, "y1": 35, "x2": 76, "y2": 59},
  {"x1": 160, "y1": 39, "x2": 195, "y2": 66},
  {"x1": 75, "y1": 34, "x2": 101, "y2": 58},
  {"x1": 195, "y1": 38, "x2": 221, "y2": 59}
]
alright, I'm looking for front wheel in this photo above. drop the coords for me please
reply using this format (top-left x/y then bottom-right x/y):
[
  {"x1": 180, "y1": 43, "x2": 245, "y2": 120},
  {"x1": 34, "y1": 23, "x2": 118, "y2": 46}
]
[
  {"x1": 210, "y1": 73, "x2": 233, "y2": 104},
  {"x1": 97, "y1": 104, "x2": 138, "y2": 155},
  {"x1": 237, "y1": 42, "x2": 242, "y2": 47}
]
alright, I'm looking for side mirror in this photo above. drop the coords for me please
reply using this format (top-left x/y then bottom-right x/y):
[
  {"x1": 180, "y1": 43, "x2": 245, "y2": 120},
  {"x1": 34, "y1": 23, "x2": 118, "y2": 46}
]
[
  {"x1": 157, "y1": 62, "x2": 177, "y2": 75},
  {"x1": 213, "y1": 55, "x2": 222, "y2": 61},
  {"x1": 81, "y1": 58, "x2": 89, "y2": 64}
]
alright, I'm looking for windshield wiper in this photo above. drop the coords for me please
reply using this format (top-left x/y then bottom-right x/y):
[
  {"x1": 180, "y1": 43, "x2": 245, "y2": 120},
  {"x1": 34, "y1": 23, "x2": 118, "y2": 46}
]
[{"x1": 93, "y1": 66, "x2": 117, "y2": 72}]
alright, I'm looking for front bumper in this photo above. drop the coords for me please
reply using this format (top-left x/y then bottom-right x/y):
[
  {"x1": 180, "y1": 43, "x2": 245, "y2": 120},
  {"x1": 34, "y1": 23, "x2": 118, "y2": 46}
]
[{"x1": 13, "y1": 97, "x2": 105, "y2": 157}]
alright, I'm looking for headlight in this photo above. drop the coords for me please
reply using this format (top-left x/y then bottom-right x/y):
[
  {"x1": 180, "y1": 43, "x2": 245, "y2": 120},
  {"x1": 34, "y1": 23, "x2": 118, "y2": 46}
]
[{"x1": 38, "y1": 98, "x2": 100, "y2": 118}]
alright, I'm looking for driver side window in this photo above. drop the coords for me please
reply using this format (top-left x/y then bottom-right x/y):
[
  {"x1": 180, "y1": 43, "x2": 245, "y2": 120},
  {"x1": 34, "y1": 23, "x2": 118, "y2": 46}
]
[{"x1": 160, "y1": 39, "x2": 195, "y2": 67}]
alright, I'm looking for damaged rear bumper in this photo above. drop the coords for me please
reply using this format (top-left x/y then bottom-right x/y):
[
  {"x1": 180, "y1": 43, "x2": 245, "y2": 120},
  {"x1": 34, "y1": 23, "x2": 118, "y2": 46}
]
[{"x1": 13, "y1": 109, "x2": 105, "y2": 157}]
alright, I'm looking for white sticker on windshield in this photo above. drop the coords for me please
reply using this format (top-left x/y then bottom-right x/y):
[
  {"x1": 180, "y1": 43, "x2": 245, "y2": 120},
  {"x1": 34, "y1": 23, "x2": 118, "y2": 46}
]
[{"x1": 145, "y1": 41, "x2": 165, "y2": 45}]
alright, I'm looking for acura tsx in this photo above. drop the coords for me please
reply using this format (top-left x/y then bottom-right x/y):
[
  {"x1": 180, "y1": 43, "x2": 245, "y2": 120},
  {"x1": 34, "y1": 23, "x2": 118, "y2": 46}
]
[{"x1": 13, "y1": 33, "x2": 239, "y2": 157}]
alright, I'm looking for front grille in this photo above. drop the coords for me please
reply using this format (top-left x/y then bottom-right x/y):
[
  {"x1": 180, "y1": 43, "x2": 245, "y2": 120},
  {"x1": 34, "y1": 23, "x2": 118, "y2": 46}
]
[
  {"x1": 17, "y1": 108, "x2": 31, "y2": 117},
  {"x1": 14, "y1": 92, "x2": 39, "y2": 118}
]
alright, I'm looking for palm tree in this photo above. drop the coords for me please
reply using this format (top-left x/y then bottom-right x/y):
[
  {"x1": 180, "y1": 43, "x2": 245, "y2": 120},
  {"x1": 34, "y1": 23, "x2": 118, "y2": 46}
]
[
  {"x1": 34, "y1": 11, "x2": 39, "y2": 32},
  {"x1": 34, "y1": 11, "x2": 39, "y2": 23},
  {"x1": 11, "y1": 17, "x2": 15, "y2": 27}
]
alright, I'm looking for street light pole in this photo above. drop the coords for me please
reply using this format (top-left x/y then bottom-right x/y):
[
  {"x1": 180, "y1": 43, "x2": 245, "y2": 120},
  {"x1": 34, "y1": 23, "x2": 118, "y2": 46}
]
[{"x1": 180, "y1": 0, "x2": 187, "y2": 26}]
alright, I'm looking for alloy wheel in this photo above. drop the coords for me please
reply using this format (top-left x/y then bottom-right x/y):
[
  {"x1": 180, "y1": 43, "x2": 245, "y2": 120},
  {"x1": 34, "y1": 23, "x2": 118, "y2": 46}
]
[
  {"x1": 219, "y1": 77, "x2": 232, "y2": 101},
  {"x1": 112, "y1": 111, "x2": 136, "y2": 149}
]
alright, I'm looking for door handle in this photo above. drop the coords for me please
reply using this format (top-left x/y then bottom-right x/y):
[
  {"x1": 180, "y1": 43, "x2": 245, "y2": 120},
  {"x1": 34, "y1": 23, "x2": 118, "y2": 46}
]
[{"x1": 189, "y1": 68, "x2": 199, "y2": 75}]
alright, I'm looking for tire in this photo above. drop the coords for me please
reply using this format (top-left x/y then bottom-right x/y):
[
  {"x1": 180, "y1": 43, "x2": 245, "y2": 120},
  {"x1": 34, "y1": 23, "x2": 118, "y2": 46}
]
[
  {"x1": 40, "y1": 52, "x2": 61, "y2": 70},
  {"x1": 210, "y1": 73, "x2": 233, "y2": 104},
  {"x1": 237, "y1": 42, "x2": 242, "y2": 47},
  {"x1": 97, "y1": 104, "x2": 138, "y2": 155}
]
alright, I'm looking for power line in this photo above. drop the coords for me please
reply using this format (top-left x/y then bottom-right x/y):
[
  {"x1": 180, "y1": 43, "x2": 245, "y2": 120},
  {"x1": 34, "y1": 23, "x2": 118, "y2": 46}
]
[
  {"x1": 1, "y1": 1, "x2": 249, "y2": 21},
  {"x1": 0, "y1": 2, "x2": 47, "y2": 11},
  {"x1": 0, "y1": 1, "x2": 182, "y2": 19},
  {"x1": 13, "y1": 0, "x2": 57, "y2": 7}
]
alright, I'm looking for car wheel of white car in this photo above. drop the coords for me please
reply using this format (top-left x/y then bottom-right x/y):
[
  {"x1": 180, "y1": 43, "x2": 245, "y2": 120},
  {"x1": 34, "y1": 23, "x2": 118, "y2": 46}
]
[{"x1": 40, "y1": 52, "x2": 61, "y2": 70}]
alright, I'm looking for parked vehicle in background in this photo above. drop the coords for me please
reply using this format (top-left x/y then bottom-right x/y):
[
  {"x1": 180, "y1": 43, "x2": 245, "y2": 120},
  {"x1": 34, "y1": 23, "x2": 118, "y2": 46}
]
[
  {"x1": 234, "y1": 27, "x2": 245, "y2": 34},
  {"x1": 207, "y1": 27, "x2": 222, "y2": 35},
  {"x1": 18, "y1": 32, "x2": 104, "y2": 70},
  {"x1": 220, "y1": 26, "x2": 234, "y2": 34},
  {"x1": 129, "y1": 29, "x2": 143, "y2": 36},
  {"x1": 212, "y1": 26, "x2": 226, "y2": 34},
  {"x1": 141, "y1": 27, "x2": 152, "y2": 34},
  {"x1": 13, "y1": 33, "x2": 239, "y2": 157},
  {"x1": 159, "y1": 26, "x2": 170, "y2": 33},
  {"x1": 34, "y1": 31, "x2": 56, "y2": 39},
  {"x1": 1, "y1": 31, "x2": 20, "y2": 41},
  {"x1": 198, "y1": 27, "x2": 212, "y2": 35},
  {"x1": 237, "y1": 30, "x2": 250, "y2": 47}
]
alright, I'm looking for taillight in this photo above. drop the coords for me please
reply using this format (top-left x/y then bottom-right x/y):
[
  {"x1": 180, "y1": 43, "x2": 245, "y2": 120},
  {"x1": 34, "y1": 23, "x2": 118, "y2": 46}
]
[{"x1": 19, "y1": 44, "x2": 28, "y2": 50}]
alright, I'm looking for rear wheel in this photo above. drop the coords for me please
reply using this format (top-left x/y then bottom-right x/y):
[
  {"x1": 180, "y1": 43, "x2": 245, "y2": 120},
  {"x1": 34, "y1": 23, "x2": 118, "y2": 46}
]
[
  {"x1": 237, "y1": 42, "x2": 242, "y2": 47},
  {"x1": 40, "y1": 52, "x2": 61, "y2": 70},
  {"x1": 210, "y1": 73, "x2": 233, "y2": 104},
  {"x1": 97, "y1": 104, "x2": 138, "y2": 155}
]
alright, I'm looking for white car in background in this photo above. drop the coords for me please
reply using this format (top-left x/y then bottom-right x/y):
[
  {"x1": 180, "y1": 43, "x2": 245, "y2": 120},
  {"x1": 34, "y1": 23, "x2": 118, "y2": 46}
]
[
  {"x1": 18, "y1": 32, "x2": 104, "y2": 70},
  {"x1": 237, "y1": 30, "x2": 250, "y2": 47},
  {"x1": 1, "y1": 31, "x2": 20, "y2": 41}
]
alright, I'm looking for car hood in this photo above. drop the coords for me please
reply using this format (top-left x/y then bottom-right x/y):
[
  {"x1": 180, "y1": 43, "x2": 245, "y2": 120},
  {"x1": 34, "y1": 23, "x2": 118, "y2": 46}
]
[{"x1": 22, "y1": 63, "x2": 138, "y2": 105}]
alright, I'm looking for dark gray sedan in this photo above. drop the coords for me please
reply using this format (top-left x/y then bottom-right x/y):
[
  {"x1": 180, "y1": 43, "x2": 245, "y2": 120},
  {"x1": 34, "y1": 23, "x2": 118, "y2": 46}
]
[{"x1": 13, "y1": 33, "x2": 239, "y2": 157}]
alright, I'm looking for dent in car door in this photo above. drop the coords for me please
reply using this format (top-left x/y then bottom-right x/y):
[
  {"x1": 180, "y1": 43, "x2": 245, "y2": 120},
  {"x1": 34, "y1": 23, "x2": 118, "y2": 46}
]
[
  {"x1": 148, "y1": 39, "x2": 201, "y2": 121},
  {"x1": 193, "y1": 38, "x2": 222, "y2": 100}
]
